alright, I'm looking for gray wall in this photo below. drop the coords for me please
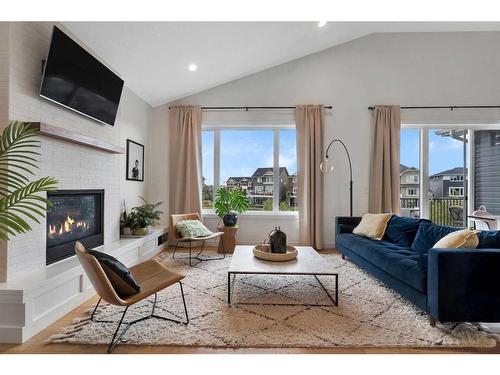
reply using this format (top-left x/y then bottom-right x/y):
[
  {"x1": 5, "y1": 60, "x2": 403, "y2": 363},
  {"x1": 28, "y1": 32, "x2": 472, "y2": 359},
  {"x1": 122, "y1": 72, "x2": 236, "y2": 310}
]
[
  {"x1": 149, "y1": 31, "x2": 500, "y2": 246},
  {"x1": 474, "y1": 130, "x2": 500, "y2": 214}
]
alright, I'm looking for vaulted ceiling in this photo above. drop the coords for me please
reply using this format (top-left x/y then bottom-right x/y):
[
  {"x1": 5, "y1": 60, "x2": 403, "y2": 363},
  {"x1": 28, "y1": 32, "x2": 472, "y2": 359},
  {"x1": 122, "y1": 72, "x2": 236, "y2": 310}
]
[{"x1": 63, "y1": 22, "x2": 500, "y2": 106}]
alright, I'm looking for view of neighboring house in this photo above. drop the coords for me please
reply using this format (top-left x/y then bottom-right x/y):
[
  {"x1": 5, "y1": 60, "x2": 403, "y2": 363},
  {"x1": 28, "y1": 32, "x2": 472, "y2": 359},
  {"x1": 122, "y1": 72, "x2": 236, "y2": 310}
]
[
  {"x1": 225, "y1": 167, "x2": 291, "y2": 207},
  {"x1": 429, "y1": 167, "x2": 467, "y2": 198},
  {"x1": 225, "y1": 177, "x2": 253, "y2": 192},
  {"x1": 400, "y1": 164, "x2": 420, "y2": 200},
  {"x1": 288, "y1": 172, "x2": 298, "y2": 206}
]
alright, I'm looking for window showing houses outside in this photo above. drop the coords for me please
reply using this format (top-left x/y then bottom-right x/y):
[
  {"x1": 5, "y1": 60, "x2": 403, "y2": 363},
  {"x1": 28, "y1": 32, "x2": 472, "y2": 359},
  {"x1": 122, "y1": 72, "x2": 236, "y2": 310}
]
[
  {"x1": 428, "y1": 128, "x2": 467, "y2": 226},
  {"x1": 220, "y1": 129, "x2": 274, "y2": 211},
  {"x1": 201, "y1": 127, "x2": 298, "y2": 213},
  {"x1": 400, "y1": 127, "x2": 468, "y2": 227},
  {"x1": 279, "y1": 129, "x2": 298, "y2": 211},
  {"x1": 201, "y1": 131, "x2": 215, "y2": 209},
  {"x1": 400, "y1": 129, "x2": 421, "y2": 218}
]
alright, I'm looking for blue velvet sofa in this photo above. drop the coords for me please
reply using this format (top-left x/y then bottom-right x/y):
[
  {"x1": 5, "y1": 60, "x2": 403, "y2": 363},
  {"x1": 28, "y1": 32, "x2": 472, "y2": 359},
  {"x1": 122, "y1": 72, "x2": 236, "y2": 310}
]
[{"x1": 335, "y1": 216, "x2": 500, "y2": 325}]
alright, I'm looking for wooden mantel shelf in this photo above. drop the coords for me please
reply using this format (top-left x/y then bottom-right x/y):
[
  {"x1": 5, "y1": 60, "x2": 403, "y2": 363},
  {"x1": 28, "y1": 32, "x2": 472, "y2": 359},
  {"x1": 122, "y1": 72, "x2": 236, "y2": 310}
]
[{"x1": 29, "y1": 122, "x2": 125, "y2": 154}]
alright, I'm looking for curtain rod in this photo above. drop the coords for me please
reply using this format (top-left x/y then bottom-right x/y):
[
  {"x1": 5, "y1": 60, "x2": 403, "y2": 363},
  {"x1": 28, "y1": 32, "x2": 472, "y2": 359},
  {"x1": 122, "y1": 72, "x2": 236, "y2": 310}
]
[
  {"x1": 168, "y1": 105, "x2": 333, "y2": 111},
  {"x1": 368, "y1": 105, "x2": 500, "y2": 111}
]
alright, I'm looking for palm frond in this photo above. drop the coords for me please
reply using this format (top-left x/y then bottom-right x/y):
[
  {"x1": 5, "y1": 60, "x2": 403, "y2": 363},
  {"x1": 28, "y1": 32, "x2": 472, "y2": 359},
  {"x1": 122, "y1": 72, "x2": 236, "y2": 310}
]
[
  {"x1": 0, "y1": 176, "x2": 58, "y2": 240},
  {"x1": 0, "y1": 121, "x2": 59, "y2": 240},
  {"x1": 0, "y1": 124, "x2": 39, "y2": 193}
]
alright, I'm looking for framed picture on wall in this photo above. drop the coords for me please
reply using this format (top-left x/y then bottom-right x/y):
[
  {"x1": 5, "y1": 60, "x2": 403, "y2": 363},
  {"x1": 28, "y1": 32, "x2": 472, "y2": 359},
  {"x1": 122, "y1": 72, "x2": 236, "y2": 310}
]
[{"x1": 126, "y1": 139, "x2": 144, "y2": 181}]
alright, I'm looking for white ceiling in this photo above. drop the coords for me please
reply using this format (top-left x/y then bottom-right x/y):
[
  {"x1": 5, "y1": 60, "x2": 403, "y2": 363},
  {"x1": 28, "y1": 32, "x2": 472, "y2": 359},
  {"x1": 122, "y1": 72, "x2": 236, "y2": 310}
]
[{"x1": 63, "y1": 22, "x2": 500, "y2": 107}]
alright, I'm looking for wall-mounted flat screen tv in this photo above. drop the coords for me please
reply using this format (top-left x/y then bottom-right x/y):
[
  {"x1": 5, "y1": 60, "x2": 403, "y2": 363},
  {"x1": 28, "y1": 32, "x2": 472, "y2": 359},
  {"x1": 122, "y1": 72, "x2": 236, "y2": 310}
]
[{"x1": 40, "y1": 26, "x2": 124, "y2": 126}]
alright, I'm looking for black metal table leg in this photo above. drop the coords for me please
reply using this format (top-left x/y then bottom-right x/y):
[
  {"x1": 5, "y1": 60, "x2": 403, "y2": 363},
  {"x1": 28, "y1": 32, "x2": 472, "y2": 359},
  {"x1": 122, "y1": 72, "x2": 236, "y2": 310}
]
[
  {"x1": 227, "y1": 272, "x2": 231, "y2": 304},
  {"x1": 227, "y1": 273, "x2": 237, "y2": 305}
]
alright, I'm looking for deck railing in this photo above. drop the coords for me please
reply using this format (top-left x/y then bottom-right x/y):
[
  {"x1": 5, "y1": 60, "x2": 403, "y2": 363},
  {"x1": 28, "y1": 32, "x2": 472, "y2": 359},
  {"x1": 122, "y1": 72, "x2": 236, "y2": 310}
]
[{"x1": 400, "y1": 197, "x2": 464, "y2": 227}]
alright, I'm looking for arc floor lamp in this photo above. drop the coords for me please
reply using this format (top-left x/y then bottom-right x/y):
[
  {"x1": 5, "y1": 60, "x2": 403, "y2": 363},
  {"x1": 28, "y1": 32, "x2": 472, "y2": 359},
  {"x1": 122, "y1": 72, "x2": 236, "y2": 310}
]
[{"x1": 320, "y1": 139, "x2": 354, "y2": 217}]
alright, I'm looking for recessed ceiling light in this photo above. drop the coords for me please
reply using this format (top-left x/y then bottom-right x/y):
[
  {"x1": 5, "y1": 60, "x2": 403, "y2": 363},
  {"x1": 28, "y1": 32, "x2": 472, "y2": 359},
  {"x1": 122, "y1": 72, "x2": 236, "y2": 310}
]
[
  {"x1": 318, "y1": 21, "x2": 327, "y2": 28},
  {"x1": 188, "y1": 63, "x2": 197, "y2": 72}
]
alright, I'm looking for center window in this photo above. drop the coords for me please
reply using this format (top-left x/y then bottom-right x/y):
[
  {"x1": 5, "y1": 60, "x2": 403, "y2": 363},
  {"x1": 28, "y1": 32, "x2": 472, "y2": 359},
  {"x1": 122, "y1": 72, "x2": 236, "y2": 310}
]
[{"x1": 201, "y1": 127, "x2": 298, "y2": 212}]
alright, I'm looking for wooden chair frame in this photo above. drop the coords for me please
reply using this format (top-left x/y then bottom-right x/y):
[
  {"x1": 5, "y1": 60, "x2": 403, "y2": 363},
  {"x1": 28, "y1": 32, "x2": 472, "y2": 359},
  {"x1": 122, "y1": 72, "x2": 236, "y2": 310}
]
[{"x1": 75, "y1": 242, "x2": 189, "y2": 353}]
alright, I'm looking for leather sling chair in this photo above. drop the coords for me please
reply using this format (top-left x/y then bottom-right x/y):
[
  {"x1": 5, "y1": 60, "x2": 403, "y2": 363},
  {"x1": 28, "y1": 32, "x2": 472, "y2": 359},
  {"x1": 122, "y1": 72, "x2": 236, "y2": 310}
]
[
  {"x1": 75, "y1": 242, "x2": 189, "y2": 353},
  {"x1": 170, "y1": 213, "x2": 225, "y2": 266}
]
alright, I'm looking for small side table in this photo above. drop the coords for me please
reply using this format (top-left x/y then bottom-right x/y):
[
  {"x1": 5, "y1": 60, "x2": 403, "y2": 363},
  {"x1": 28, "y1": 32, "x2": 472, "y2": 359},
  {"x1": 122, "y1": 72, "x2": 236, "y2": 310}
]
[{"x1": 218, "y1": 225, "x2": 238, "y2": 254}]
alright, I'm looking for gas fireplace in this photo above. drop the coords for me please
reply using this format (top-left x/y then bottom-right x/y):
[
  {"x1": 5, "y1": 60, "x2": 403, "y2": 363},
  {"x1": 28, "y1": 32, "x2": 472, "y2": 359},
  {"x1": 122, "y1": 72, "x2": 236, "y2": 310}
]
[{"x1": 46, "y1": 190, "x2": 104, "y2": 265}]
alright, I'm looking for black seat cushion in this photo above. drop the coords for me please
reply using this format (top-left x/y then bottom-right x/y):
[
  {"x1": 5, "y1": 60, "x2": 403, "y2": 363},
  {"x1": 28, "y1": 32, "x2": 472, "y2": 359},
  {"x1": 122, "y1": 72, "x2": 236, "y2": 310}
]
[
  {"x1": 336, "y1": 233, "x2": 426, "y2": 292},
  {"x1": 89, "y1": 250, "x2": 140, "y2": 297}
]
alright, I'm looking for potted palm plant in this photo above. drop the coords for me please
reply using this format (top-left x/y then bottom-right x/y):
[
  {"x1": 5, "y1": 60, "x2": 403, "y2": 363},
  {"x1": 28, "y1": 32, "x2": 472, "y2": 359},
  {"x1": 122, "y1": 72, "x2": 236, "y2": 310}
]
[{"x1": 214, "y1": 187, "x2": 250, "y2": 226}]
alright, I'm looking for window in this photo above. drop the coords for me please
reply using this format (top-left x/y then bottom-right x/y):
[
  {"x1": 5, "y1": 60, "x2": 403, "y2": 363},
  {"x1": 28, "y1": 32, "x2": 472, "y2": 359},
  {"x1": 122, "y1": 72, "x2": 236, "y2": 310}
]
[
  {"x1": 201, "y1": 126, "x2": 298, "y2": 213},
  {"x1": 400, "y1": 129, "x2": 421, "y2": 218},
  {"x1": 400, "y1": 126, "x2": 468, "y2": 226},
  {"x1": 406, "y1": 174, "x2": 418, "y2": 183},
  {"x1": 201, "y1": 131, "x2": 214, "y2": 209},
  {"x1": 449, "y1": 187, "x2": 464, "y2": 197},
  {"x1": 279, "y1": 129, "x2": 298, "y2": 211},
  {"x1": 407, "y1": 188, "x2": 418, "y2": 197}
]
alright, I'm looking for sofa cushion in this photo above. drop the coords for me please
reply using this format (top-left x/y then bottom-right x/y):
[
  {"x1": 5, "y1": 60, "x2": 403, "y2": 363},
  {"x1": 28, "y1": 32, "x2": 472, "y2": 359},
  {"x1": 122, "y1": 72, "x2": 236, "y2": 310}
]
[
  {"x1": 477, "y1": 230, "x2": 500, "y2": 248},
  {"x1": 336, "y1": 233, "x2": 426, "y2": 292},
  {"x1": 411, "y1": 222, "x2": 459, "y2": 253},
  {"x1": 352, "y1": 213, "x2": 392, "y2": 240},
  {"x1": 433, "y1": 228, "x2": 479, "y2": 249},
  {"x1": 385, "y1": 215, "x2": 431, "y2": 247}
]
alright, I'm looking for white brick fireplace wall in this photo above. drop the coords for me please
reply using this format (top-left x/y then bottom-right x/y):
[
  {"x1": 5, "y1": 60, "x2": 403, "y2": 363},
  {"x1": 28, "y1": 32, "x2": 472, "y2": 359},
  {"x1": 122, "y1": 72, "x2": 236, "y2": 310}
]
[
  {"x1": 0, "y1": 22, "x2": 160, "y2": 343},
  {"x1": 2, "y1": 22, "x2": 153, "y2": 282}
]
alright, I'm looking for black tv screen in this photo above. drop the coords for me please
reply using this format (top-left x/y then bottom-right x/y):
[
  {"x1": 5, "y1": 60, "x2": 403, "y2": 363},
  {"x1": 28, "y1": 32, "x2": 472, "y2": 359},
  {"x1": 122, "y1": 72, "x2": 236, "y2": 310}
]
[{"x1": 40, "y1": 26, "x2": 124, "y2": 126}]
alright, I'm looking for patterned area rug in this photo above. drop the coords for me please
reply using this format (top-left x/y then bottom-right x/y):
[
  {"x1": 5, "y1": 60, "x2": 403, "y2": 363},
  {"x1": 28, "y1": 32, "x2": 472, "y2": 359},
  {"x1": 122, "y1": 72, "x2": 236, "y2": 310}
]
[{"x1": 48, "y1": 252, "x2": 499, "y2": 348}]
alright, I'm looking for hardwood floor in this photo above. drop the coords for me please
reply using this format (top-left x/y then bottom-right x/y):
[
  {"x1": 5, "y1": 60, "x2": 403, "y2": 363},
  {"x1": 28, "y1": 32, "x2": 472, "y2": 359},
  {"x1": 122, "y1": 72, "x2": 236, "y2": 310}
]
[{"x1": 0, "y1": 248, "x2": 498, "y2": 354}]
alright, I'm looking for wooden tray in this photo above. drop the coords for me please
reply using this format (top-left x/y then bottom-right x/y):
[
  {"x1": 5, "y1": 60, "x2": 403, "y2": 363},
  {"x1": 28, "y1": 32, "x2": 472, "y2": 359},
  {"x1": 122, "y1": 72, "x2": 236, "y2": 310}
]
[{"x1": 253, "y1": 244, "x2": 298, "y2": 262}]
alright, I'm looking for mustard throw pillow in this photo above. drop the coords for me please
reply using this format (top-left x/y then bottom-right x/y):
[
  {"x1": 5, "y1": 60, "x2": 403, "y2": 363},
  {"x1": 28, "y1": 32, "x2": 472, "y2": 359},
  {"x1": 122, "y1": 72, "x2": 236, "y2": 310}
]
[
  {"x1": 433, "y1": 228, "x2": 479, "y2": 249},
  {"x1": 353, "y1": 213, "x2": 392, "y2": 240}
]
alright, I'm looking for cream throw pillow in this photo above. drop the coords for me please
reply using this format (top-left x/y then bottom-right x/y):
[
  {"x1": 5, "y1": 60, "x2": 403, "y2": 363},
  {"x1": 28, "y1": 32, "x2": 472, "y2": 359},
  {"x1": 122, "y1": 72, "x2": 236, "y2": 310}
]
[
  {"x1": 352, "y1": 213, "x2": 392, "y2": 240},
  {"x1": 433, "y1": 228, "x2": 479, "y2": 249}
]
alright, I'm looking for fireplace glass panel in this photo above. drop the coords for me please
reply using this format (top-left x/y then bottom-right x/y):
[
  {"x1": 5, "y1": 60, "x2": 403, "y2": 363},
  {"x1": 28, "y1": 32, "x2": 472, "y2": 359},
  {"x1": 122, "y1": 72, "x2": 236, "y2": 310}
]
[{"x1": 46, "y1": 190, "x2": 104, "y2": 265}]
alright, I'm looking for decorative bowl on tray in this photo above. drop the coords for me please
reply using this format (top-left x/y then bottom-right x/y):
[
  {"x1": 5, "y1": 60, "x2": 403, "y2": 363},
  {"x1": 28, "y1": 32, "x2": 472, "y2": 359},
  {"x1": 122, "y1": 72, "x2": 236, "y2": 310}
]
[{"x1": 252, "y1": 244, "x2": 298, "y2": 262}]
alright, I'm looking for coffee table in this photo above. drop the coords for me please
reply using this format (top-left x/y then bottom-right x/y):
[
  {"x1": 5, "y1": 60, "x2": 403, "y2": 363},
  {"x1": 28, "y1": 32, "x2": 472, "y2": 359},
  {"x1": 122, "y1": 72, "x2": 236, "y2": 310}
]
[{"x1": 227, "y1": 245, "x2": 338, "y2": 307}]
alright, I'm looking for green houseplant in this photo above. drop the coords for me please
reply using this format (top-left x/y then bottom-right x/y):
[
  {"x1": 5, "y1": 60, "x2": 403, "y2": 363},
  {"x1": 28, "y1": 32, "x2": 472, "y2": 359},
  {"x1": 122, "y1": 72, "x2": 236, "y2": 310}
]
[
  {"x1": 214, "y1": 187, "x2": 250, "y2": 226},
  {"x1": 0, "y1": 121, "x2": 58, "y2": 240},
  {"x1": 121, "y1": 197, "x2": 163, "y2": 236}
]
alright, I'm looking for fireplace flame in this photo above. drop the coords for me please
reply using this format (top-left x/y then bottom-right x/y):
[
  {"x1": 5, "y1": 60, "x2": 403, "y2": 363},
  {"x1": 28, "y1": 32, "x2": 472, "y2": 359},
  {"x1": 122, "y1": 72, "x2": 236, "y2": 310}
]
[{"x1": 48, "y1": 215, "x2": 90, "y2": 239}]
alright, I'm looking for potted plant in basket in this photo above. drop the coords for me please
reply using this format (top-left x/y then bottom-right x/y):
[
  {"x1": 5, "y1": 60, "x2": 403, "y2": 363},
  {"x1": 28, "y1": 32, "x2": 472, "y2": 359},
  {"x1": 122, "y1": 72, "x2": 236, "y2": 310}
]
[
  {"x1": 121, "y1": 197, "x2": 163, "y2": 236},
  {"x1": 214, "y1": 187, "x2": 250, "y2": 226}
]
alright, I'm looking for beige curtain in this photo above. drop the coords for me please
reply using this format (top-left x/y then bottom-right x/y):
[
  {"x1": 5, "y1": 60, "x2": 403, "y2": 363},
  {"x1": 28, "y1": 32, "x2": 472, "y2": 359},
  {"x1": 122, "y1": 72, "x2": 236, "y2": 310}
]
[
  {"x1": 295, "y1": 105, "x2": 324, "y2": 250},
  {"x1": 168, "y1": 106, "x2": 203, "y2": 218},
  {"x1": 369, "y1": 105, "x2": 401, "y2": 214}
]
